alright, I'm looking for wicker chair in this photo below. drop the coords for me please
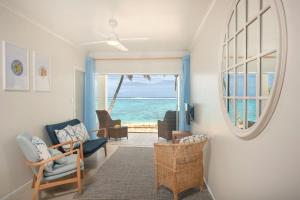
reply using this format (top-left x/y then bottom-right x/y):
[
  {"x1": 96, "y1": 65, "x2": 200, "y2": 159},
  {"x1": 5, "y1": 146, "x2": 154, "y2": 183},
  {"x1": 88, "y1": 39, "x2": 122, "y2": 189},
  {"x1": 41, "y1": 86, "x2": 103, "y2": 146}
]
[
  {"x1": 158, "y1": 110, "x2": 177, "y2": 140},
  {"x1": 96, "y1": 110, "x2": 128, "y2": 139},
  {"x1": 154, "y1": 140, "x2": 207, "y2": 200}
]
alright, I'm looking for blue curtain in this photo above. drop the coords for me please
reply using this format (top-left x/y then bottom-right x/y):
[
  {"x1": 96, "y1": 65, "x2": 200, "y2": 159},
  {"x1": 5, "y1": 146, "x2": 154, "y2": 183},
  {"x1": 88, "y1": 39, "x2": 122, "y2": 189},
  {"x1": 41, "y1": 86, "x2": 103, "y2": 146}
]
[
  {"x1": 179, "y1": 55, "x2": 191, "y2": 131},
  {"x1": 84, "y1": 57, "x2": 97, "y2": 139}
]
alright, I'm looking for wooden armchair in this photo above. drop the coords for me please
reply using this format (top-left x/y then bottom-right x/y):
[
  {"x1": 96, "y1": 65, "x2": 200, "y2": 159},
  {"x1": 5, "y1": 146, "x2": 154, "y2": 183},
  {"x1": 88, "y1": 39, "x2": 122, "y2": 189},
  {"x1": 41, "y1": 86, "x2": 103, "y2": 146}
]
[
  {"x1": 154, "y1": 140, "x2": 207, "y2": 200},
  {"x1": 96, "y1": 110, "x2": 128, "y2": 139},
  {"x1": 16, "y1": 133, "x2": 84, "y2": 200}
]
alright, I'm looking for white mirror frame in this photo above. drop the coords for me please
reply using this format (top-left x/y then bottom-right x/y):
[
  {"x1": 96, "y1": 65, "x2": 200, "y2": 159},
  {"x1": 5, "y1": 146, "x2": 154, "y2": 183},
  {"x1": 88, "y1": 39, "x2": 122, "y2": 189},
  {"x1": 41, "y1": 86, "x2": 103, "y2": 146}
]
[{"x1": 218, "y1": 0, "x2": 287, "y2": 139}]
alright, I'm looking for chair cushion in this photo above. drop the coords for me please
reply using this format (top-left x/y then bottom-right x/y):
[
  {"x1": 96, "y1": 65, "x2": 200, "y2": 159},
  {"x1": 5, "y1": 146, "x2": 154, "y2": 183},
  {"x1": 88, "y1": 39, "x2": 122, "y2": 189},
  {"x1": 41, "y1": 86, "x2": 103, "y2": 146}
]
[
  {"x1": 72, "y1": 123, "x2": 90, "y2": 142},
  {"x1": 83, "y1": 138, "x2": 107, "y2": 155},
  {"x1": 43, "y1": 169, "x2": 78, "y2": 181},
  {"x1": 44, "y1": 154, "x2": 83, "y2": 177},
  {"x1": 54, "y1": 125, "x2": 79, "y2": 151},
  {"x1": 179, "y1": 134, "x2": 208, "y2": 144},
  {"x1": 31, "y1": 136, "x2": 53, "y2": 172},
  {"x1": 48, "y1": 148, "x2": 67, "y2": 164}
]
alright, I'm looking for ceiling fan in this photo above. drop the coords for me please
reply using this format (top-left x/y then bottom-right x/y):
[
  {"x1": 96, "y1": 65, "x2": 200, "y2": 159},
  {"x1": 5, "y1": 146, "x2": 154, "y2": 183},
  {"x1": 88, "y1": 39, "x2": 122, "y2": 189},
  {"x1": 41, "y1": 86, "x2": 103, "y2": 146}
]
[{"x1": 80, "y1": 18, "x2": 149, "y2": 51}]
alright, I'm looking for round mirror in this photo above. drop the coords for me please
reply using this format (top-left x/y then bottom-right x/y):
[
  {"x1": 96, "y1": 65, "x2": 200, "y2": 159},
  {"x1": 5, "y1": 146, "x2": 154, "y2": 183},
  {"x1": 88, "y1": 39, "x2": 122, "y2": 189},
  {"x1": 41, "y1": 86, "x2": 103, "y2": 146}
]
[{"x1": 220, "y1": 0, "x2": 287, "y2": 139}]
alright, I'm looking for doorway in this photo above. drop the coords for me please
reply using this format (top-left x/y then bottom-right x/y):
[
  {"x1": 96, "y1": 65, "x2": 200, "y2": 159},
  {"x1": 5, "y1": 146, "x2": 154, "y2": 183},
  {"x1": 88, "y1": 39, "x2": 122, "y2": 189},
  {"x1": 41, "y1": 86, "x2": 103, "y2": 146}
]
[{"x1": 96, "y1": 74, "x2": 179, "y2": 133}]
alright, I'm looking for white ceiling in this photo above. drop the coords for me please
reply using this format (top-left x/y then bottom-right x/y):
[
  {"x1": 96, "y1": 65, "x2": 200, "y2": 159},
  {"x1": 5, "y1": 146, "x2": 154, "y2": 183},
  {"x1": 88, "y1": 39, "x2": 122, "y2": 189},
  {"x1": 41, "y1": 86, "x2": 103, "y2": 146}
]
[{"x1": 0, "y1": 0, "x2": 212, "y2": 53}]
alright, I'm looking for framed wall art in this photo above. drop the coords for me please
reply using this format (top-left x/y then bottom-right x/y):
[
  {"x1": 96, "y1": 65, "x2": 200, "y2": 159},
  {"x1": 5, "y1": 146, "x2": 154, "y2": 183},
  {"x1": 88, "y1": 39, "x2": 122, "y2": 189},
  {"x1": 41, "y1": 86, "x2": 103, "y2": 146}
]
[
  {"x1": 2, "y1": 41, "x2": 29, "y2": 91},
  {"x1": 32, "y1": 51, "x2": 51, "y2": 92}
]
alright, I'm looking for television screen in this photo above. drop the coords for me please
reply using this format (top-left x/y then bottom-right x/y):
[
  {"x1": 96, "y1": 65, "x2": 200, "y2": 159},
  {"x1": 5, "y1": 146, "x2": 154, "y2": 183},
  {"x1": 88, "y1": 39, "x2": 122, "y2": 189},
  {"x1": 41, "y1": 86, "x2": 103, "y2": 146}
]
[{"x1": 185, "y1": 104, "x2": 194, "y2": 125}]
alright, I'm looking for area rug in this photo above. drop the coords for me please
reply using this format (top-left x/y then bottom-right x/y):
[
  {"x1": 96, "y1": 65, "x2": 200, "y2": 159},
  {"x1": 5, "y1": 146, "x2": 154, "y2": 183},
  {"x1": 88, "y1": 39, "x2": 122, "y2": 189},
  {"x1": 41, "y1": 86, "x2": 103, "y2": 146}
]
[{"x1": 74, "y1": 147, "x2": 212, "y2": 200}]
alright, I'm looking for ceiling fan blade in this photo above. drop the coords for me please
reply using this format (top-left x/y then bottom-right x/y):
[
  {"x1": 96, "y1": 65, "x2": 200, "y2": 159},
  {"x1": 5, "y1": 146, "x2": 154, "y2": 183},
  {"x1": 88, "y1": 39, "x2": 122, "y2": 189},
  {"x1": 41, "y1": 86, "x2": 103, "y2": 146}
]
[
  {"x1": 119, "y1": 37, "x2": 149, "y2": 41},
  {"x1": 113, "y1": 41, "x2": 128, "y2": 51},
  {"x1": 79, "y1": 40, "x2": 108, "y2": 46}
]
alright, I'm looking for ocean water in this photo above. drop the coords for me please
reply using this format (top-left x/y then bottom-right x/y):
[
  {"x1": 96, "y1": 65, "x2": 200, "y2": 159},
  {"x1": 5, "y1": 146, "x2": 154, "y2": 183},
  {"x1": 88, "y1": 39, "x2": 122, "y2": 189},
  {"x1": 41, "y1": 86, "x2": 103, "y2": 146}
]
[
  {"x1": 102, "y1": 97, "x2": 257, "y2": 125},
  {"x1": 97, "y1": 98, "x2": 256, "y2": 124},
  {"x1": 108, "y1": 98, "x2": 177, "y2": 124},
  {"x1": 97, "y1": 74, "x2": 268, "y2": 125},
  {"x1": 228, "y1": 99, "x2": 257, "y2": 124}
]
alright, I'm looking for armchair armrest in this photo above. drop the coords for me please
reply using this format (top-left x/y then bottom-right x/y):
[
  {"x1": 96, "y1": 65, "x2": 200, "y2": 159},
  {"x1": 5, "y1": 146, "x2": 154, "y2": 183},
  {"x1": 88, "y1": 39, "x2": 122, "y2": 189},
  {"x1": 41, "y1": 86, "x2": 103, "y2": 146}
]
[
  {"x1": 88, "y1": 129, "x2": 108, "y2": 139},
  {"x1": 89, "y1": 129, "x2": 105, "y2": 133},
  {"x1": 25, "y1": 149, "x2": 80, "y2": 167},
  {"x1": 49, "y1": 140, "x2": 84, "y2": 159},
  {"x1": 158, "y1": 120, "x2": 167, "y2": 126},
  {"x1": 48, "y1": 140, "x2": 75, "y2": 149}
]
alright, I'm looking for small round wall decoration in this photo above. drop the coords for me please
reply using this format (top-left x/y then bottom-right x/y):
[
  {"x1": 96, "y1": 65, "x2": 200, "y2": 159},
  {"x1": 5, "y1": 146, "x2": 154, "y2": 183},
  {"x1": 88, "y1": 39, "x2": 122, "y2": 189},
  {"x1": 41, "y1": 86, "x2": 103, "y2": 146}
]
[{"x1": 11, "y1": 59, "x2": 24, "y2": 76}]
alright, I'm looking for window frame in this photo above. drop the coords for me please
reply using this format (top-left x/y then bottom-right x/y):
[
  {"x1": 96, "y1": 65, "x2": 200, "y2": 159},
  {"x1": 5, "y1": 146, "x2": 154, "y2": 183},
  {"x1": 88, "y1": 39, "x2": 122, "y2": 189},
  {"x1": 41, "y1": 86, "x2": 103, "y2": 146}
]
[{"x1": 219, "y1": 0, "x2": 287, "y2": 139}]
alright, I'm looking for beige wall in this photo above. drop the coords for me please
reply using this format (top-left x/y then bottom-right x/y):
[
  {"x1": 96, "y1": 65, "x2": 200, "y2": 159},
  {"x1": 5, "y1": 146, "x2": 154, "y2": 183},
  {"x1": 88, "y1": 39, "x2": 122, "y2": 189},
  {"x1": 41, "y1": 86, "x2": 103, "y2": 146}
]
[
  {"x1": 75, "y1": 70, "x2": 85, "y2": 121},
  {"x1": 95, "y1": 59, "x2": 182, "y2": 75},
  {"x1": 190, "y1": 0, "x2": 300, "y2": 199},
  {"x1": 0, "y1": 5, "x2": 85, "y2": 198},
  {"x1": 95, "y1": 75, "x2": 107, "y2": 110}
]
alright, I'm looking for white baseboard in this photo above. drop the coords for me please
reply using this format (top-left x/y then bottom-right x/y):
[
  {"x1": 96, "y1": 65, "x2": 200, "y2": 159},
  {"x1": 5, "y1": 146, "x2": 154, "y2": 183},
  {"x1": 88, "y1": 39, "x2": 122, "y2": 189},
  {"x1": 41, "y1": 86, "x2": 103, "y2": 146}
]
[
  {"x1": 0, "y1": 180, "x2": 31, "y2": 200},
  {"x1": 204, "y1": 178, "x2": 216, "y2": 200}
]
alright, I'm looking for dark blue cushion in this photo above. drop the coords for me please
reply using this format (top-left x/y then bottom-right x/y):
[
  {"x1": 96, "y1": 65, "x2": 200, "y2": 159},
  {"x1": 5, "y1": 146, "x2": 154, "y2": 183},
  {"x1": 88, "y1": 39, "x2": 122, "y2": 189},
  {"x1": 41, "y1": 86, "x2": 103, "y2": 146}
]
[
  {"x1": 83, "y1": 138, "x2": 107, "y2": 157},
  {"x1": 45, "y1": 119, "x2": 81, "y2": 146}
]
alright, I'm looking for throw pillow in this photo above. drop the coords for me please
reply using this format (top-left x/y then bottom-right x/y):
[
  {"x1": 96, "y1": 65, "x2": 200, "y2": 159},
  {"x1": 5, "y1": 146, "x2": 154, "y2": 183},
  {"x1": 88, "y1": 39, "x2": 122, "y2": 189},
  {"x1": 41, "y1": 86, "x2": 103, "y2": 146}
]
[
  {"x1": 48, "y1": 148, "x2": 67, "y2": 165},
  {"x1": 31, "y1": 136, "x2": 53, "y2": 172},
  {"x1": 55, "y1": 125, "x2": 79, "y2": 151},
  {"x1": 179, "y1": 134, "x2": 208, "y2": 144},
  {"x1": 72, "y1": 123, "x2": 90, "y2": 142}
]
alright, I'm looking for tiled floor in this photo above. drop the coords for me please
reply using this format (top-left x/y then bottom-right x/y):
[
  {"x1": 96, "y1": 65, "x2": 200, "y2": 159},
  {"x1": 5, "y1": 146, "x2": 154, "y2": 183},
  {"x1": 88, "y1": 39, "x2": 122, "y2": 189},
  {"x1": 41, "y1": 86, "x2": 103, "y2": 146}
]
[{"x1": 8, "y1": 133, "x2": 162, "y2": 200}]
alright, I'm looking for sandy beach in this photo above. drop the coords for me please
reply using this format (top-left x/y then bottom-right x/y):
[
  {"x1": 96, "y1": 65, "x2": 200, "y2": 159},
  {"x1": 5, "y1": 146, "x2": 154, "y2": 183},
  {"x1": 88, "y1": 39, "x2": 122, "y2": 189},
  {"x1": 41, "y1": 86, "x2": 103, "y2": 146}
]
[{"x1": 124, "y1": 123, "x2": 158, "y2": 133}]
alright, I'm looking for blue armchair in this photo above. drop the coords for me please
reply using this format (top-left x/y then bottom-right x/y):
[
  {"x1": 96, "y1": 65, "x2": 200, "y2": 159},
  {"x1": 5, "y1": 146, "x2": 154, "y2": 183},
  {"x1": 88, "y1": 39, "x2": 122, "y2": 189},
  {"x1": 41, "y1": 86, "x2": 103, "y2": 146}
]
[
  {"x1": 45, "y1": 119, "x2": 107, "y2": 158},
  {"x1": 16, "y1": 133, "x2": 83, "y2": 200}
]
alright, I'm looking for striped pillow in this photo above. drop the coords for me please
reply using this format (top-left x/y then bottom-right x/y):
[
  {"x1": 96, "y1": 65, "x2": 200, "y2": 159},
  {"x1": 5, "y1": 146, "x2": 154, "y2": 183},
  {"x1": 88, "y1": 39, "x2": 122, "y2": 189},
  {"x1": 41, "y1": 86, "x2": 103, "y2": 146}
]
[
  {"x1": 72, "y1": 123, "x2": 90, "y2": 142},
  {"x1": 55, "y1": 125, "x2": 79, "y2": 151},
  {"x1": 31, "y1": 136, "x2": 53, "y2": 172}
]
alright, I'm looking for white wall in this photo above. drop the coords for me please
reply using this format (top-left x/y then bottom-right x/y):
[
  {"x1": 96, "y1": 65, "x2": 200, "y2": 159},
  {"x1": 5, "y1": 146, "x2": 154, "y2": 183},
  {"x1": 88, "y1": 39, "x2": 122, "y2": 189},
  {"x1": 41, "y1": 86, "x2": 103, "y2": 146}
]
[
  {"x1": 190, "y1": 0, "x2": 300, "y2": 199},
  {"x1": 0, "y1": 5, "x2": 85, "y2": 198}
]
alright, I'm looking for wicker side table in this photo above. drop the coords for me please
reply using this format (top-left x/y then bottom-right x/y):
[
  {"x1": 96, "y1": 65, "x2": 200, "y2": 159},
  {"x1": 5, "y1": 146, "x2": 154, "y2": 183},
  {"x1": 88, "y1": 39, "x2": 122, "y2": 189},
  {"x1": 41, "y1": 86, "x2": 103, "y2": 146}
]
[{"x1": 172, "y1": 131, "x2": 192, "y2": 144}]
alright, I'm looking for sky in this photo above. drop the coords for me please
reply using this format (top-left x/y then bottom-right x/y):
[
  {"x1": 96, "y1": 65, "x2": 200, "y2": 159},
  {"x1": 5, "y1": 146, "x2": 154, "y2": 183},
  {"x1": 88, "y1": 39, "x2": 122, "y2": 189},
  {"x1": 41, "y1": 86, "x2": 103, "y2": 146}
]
[{"x1": 107, "y1": 74, "x2": 177, "y2": 98}]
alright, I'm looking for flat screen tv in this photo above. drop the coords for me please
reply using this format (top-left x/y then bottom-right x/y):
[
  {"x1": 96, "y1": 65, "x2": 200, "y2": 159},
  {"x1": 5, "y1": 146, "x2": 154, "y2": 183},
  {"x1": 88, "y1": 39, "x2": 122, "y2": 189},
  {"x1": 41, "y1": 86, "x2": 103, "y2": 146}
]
[{"x1": 185, "y1": 103, "x2": 194, "y2": 125}]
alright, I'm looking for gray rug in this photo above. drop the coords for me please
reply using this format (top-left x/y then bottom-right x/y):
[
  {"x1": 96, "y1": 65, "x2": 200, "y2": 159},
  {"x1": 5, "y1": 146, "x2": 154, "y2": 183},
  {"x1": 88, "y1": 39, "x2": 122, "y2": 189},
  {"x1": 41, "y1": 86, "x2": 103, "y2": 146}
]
[{"x1": 75, "y1": 147, "x2": 212, "y2": 200}]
